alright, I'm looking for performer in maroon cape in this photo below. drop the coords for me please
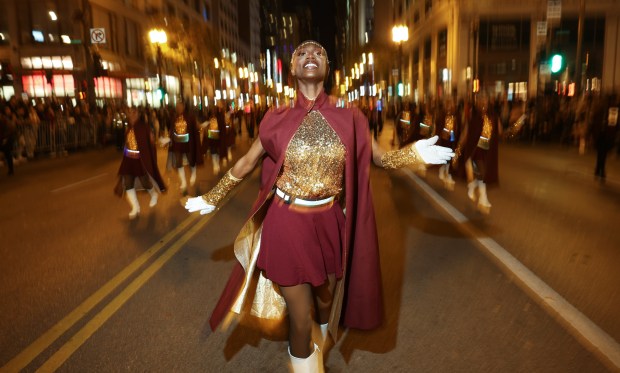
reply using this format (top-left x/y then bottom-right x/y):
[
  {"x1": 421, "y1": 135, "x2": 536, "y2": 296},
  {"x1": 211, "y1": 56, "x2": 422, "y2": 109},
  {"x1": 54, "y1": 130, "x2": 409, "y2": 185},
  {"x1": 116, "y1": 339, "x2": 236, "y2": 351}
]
[
  {"x1": 168, "y1": 100, "x2": 203, "y2": 194},
  {"x1": 185, "y1": 41, "x2": 454, "y2": 372},
  {"x1": 453, "y1": 93, "x2": 500, "y2": 214},
  {"x1": 435, "y1": 97, "x2": 462, "y2": 190},
  {"x1": 115, "y1": 107, "x2": 166, "y2": 219}
]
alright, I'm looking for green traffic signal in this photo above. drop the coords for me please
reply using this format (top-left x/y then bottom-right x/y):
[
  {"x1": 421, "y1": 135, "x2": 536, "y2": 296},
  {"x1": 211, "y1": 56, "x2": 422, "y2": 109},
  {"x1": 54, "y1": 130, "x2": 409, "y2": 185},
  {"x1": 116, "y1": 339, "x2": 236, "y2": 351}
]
[{"x1": 550, "y1": 54, "x2": 563, "y2": 73}]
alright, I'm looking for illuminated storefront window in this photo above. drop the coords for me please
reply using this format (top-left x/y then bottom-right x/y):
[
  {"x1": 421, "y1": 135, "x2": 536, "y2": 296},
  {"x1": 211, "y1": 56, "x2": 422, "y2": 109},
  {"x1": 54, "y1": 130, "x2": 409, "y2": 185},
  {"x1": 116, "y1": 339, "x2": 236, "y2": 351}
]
[
  {"x1": 21, "y1": 56, "x2": 73, "y2": 70},
  {"x1": 94, "y1": 77, "x2": 123, "y2": 98},
  {"x1": 22, "y1": 74, "x2": 75, "y2": 97}
]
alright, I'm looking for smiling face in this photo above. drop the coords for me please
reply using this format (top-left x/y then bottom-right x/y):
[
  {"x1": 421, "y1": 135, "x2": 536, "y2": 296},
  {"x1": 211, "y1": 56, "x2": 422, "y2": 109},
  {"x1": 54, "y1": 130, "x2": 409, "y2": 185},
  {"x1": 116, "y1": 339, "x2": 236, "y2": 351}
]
[{"x1": 291, "y1": 41, "x2": 329, "y2": 82}]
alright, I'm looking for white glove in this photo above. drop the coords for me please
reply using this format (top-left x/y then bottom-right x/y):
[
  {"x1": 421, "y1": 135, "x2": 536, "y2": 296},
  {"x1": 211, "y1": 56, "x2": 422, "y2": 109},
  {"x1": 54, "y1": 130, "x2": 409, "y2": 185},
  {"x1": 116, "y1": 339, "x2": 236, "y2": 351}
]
[
  {"x1": 185, "y1": 196, "x2": 216, "y2": 215},
  {"x1": 414, "y1": 135, "x2": 455, "y2": 164}
]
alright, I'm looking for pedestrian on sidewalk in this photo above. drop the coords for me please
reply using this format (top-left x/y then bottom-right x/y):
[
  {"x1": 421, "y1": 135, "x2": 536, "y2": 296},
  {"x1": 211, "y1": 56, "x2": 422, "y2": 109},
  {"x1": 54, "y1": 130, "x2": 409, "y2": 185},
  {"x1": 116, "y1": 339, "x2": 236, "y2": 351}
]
[
  {"x1": 185, "y1": 40, "x2": 454, "y2": 372},
  {"x1": 0, "y1": 106, "x2": 16, "y2": 175},
  {"x1": 114, "y1": 107, "x2": 166, "y2": 219},
  {"x1": 592, "y1": 95, "x2": 618, "y2": 182}
]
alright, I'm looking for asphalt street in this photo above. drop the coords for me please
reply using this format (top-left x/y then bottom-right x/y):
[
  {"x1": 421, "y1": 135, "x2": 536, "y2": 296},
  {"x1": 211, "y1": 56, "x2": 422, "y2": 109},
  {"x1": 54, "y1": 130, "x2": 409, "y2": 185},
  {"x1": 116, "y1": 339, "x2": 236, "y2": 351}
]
[{"x1": 0, "y1": 120, "x2": 618, "y2": 372}]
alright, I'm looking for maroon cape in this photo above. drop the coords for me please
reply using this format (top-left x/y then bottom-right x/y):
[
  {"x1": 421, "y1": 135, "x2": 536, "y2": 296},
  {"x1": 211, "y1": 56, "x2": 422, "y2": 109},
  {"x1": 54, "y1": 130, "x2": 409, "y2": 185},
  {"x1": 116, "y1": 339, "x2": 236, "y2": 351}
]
[
  {"x1": 168, "y1": 112, "x2": 204, "y2": 167},
  {"x1": 209, "y1": 91, "x2": 383, "y2": 332},
  {"x1": 115, "y1": 119, "x2": 167, "y2": 194},
  {"x1": 461, "y1": 106, "x2": 500, "y2": 185}
]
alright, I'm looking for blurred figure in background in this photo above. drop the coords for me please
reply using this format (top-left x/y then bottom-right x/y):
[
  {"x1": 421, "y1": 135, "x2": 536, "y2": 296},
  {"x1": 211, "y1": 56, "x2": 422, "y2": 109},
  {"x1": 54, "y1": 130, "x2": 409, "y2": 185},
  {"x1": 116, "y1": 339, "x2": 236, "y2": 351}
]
[
  {"x1": 593, "y1": 95, "x2": 618, "y2": 182},
  {"x1": 114, "y1": 107, "x2": 166, "y2": 219},
  {"x1": 168, "y1": 100, "x2": 203, "y2": 194},
  {"x1": 454, "y1": 93, "x2": 500, "y2": 214},
  {"x1": 0, "y1": 112, "x2": 15, "y2": 175},
  {"x1": 435, "y1": 98, "x2": 461, "y2": 190},
  {"x1": 202, "y1": 105, "x2": 227, "y2": 175}
]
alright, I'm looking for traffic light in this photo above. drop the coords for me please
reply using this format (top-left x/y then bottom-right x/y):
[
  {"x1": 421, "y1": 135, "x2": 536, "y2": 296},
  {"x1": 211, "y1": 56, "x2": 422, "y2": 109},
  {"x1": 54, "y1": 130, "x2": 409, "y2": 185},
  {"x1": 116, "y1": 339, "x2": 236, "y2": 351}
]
[{"x1": 550, "y1": 53, "x2": 563, "y2": 74}]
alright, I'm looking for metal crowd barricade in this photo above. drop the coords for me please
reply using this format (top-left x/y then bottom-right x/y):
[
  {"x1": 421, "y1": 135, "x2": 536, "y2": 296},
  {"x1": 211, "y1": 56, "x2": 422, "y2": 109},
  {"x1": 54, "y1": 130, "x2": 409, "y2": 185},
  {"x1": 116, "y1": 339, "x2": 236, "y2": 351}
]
[{"x1": 34, "y1": 116, "x2": 101, "y2": 156}]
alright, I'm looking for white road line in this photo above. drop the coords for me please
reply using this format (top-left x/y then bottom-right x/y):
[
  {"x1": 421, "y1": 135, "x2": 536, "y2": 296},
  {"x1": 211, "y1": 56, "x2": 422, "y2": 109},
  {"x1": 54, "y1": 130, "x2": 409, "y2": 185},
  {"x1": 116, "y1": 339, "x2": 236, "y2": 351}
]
[
  {"x1": 402, "y1": 168, "x2": 620, "y2": 371},
  {"x1": 50, "y1": 173, "x2": 108, "y2": 193}
]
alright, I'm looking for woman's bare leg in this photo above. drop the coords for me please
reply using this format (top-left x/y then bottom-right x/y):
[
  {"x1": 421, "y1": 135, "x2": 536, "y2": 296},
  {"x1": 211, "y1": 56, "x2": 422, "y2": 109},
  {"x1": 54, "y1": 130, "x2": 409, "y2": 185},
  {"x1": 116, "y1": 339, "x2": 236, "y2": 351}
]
[{"x1": 280, "y1": 284, "x2": 314, "y2": 358}]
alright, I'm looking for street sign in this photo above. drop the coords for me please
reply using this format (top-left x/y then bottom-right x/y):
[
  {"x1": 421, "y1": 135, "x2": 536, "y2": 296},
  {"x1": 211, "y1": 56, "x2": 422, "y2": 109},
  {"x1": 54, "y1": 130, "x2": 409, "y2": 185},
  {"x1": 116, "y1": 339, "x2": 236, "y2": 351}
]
[
  {"x1": 547, "y1": 0, "x2": 561, "y2": 19},
  {"x1": 537, "y1": 21, "x2": 547, "y2": 36},
  {"x1": 90, "y1": 28, "x2": 106, "y2": 44}
]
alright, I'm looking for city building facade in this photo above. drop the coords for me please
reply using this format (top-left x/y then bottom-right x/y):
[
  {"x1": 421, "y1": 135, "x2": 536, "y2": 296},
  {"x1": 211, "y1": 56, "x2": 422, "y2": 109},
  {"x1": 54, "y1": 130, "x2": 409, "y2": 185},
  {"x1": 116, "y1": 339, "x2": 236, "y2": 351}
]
[
  {"x1": 342, "y1": 0, "x2": 620, "y2": 107},
  {"x1": 0, "y1": 0, "x2": 263, "y2": 110}
]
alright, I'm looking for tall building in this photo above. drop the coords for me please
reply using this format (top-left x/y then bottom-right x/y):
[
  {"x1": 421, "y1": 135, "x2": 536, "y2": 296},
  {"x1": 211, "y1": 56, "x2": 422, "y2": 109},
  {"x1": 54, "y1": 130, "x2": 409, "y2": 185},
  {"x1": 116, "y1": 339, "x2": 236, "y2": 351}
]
[
  {"x1": 0, "y1": 0, "x2": 266, "y2": 108},
  {"x1": 343, "y1": 0, "x2": 620, "y2": 105}
]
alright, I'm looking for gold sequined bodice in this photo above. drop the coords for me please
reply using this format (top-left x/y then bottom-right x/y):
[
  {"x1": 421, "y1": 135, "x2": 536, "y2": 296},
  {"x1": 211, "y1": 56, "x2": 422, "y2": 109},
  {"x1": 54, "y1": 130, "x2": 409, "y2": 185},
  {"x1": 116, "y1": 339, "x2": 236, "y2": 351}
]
[
  {"x1": 445, "y1": 115, "x2": 454, "y2": 132},
  {"x1": 400, "y1": 111, "x2": 411, "y2": 125},
  {"x1": 174, "y1": 116, "x2": 188, "y2": 134},
  {"x1": 276, "y1": 111, "x2": 346, "y2": 199},
  {"x1": 481, "y1": 114, "x2": 493, "y2": 140},
  {"x1": 126, "y1": 128, "x2": 138, "y2": 151}
]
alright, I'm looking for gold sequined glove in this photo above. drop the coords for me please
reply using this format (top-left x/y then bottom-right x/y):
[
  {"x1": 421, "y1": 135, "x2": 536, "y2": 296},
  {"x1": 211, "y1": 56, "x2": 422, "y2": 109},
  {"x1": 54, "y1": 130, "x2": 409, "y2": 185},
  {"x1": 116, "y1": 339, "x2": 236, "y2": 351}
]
[
  {"x1": 382, "y1": 135, "x2": 455, "y2": 169},
  {"x1": 185, "y1": 169, "x2": 243, "y2": 214},
  {"x1": 380, "y1": 143, "x2": 423, "y2": 169}
]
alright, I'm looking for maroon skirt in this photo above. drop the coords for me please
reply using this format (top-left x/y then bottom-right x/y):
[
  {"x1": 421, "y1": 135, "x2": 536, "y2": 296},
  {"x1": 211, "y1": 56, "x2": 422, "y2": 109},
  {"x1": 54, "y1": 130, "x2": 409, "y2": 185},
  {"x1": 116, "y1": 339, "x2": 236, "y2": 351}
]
[
  {"x1": 118, "y1": 156, "x2": 146, "y2": 176},
  {"x1": 257, "y1": 197, "x2": 345, "y2": 287}
]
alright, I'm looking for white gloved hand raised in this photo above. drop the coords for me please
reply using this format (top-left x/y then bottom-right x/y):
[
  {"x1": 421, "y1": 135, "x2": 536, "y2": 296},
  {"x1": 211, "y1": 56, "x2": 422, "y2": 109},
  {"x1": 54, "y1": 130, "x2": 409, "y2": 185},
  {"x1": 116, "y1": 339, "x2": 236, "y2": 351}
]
[
  {"x1": 185, "y1": 196, "x2": 216, "y2": 215},
  {"x1": 414, "y1": 135, "x2": 455, "y2": 164}
]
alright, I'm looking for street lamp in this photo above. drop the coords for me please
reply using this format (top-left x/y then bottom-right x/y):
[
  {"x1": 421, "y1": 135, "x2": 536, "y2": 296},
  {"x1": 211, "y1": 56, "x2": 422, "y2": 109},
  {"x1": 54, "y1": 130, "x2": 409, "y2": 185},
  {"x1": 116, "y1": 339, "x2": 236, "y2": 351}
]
[
  {"x1": 149, "y1": 28, "x2": 167, "y2": 107},
  {"x1": 392, "y1": 25, "x2": 408, "y2": 110}
]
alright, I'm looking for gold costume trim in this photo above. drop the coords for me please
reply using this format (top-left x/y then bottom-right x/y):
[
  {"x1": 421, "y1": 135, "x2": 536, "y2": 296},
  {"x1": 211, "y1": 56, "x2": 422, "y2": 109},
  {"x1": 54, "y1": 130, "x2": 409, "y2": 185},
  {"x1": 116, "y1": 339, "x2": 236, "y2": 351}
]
[
  {"x1": 380, "y1": 144, "x2": 423, "y2": 169},
  {"x1": 126, "y1": 129, "x2": 138, "y2": 151},
  {"x1": 201, "y1": 169, "x2": 243, "y2": 205},
  {"x1": 174, "y1": 116, "x2": 188, "y2": 134},
  {"x1": 276, "y1": 111, "x2": 345, "y2": 199}
]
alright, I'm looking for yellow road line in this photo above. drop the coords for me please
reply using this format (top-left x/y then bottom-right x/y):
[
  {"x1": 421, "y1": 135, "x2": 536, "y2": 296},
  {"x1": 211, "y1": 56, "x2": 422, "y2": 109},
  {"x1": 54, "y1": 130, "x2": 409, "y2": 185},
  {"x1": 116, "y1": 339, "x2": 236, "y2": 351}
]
[
  {"x1": 35, "y1": 212, "x2": 213, "y2": 372},
  {"x1": 1, "y1": 213, "x2": 200, "y2": 373}
]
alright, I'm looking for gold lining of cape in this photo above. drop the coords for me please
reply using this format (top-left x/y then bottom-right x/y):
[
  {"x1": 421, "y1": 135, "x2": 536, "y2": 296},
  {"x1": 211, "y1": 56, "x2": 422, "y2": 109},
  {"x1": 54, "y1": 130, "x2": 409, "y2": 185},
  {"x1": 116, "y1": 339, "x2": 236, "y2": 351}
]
[{"x1": 225, "y1": 192, "x2": 347, "y2": 341}]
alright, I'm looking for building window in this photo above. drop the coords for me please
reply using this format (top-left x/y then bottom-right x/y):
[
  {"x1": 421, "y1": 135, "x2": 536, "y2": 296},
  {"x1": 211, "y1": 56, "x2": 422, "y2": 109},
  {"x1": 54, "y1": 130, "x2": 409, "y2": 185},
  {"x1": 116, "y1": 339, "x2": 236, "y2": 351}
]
[
  {"x1": 425, "y1": 0, "x2": 432, "y2": 16},
  {"x1": 424, "y1": 37, "x2": 431, "y2": 60}
]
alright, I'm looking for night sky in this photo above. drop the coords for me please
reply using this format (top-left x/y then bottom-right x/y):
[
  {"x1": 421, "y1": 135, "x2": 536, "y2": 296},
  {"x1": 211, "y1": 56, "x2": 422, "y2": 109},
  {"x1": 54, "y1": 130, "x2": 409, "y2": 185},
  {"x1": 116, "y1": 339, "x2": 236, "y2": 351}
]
[{"x1": 282, "y1": 0, "x2": 337, "y2": 88}]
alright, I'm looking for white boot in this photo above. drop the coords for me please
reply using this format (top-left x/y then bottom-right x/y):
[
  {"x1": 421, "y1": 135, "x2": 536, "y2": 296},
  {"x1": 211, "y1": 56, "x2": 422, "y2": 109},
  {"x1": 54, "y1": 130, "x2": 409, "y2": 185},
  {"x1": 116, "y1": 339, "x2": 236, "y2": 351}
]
[
  {"x1": 288, "y1": 344, "x2": 323, "y2": 373},
  {"x1": 467, "y1": 180, "x2": 478, "y2": 201},
  {"x1": 319, "y1": 323, "x2": 328, "y2": 342},
  {"x1": 147, "y1": 188, "x2": 158, "y2": 207},
  {"x1": 212, "y1": 154, "x2": 220, "y2": 174},
  {"x1": 177, "y1": 167, "x2": 187, "y2": 192},
  {"x1": 190, "y1": 166, "x2": 197, "y2": 186},
  {"x1": 125, "y1": 188, "x2": 140, "y2": 219},
  {"x1": 444, "y1": 173, "x2": 455, "y2": 191},
  {"x1": 438, "y1": 164, "x2": 447, "y2": 181},
  {"x1": 477, "y1": 181, "x2": 491, "y2": 214}
]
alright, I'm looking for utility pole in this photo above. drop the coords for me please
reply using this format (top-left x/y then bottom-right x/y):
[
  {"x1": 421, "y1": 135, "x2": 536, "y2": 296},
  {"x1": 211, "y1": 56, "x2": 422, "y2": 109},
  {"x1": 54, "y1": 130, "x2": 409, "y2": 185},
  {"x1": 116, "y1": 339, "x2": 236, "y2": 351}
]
[
  {"x1": 574, "y1": 0, "x2": 585, "y2": 95},
  {"x1": 80, "y1": 0, "x2": 96, "y2": 110}
]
